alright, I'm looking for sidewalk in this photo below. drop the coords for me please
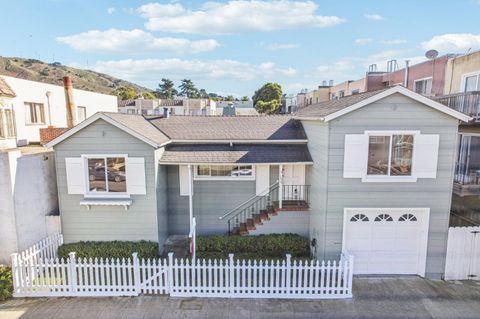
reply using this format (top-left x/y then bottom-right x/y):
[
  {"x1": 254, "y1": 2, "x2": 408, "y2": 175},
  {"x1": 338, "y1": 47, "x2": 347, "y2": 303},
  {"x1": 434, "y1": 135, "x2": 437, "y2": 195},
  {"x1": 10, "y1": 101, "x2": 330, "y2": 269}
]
[{"x1": 1, "y1": 277, "x2": 480, "y2": 319}]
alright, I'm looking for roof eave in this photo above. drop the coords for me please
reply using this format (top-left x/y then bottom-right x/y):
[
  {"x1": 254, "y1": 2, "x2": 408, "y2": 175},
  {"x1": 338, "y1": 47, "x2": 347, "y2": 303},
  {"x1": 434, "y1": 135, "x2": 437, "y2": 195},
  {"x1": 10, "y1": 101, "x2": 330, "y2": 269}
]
[{"x1": 159, "y1": 161, "x2": 314, "y2": 165}]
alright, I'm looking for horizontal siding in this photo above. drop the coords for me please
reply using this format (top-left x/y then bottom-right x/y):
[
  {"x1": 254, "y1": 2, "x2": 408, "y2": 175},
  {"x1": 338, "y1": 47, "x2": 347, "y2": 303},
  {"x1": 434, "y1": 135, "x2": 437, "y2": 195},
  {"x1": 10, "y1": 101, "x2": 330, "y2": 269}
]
[
  {"x1": 324, "y1": 93, "x2": 459, "y2": 277},
  {"x1": 54, "y1": 119, "x2": 159, "y2": 243}
]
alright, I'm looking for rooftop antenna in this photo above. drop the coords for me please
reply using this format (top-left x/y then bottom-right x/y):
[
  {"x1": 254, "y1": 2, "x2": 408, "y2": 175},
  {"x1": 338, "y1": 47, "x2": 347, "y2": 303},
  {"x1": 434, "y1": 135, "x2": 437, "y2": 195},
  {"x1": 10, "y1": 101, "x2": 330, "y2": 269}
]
[{"x1": 425, "y1": 49, "x2": 439, "y2": 60}]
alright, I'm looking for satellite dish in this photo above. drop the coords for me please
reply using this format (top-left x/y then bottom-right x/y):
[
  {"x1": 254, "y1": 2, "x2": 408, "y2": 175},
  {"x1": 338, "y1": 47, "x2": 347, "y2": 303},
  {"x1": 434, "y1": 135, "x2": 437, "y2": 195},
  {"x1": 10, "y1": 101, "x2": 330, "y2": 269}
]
[{"x1": 425, "y1": 49, "x2": 439, "y2": 60}]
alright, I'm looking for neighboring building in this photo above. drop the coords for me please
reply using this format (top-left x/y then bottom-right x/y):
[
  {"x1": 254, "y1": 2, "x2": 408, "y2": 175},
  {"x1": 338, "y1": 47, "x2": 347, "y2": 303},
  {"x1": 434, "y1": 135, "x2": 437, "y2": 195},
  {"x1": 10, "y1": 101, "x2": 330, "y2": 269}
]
[
  {"x1": 216, "y1": 100, "x2": 258, "y2": 116},
  {"x1": 0, "y1": 75, "x2": 118, "y2": 147},
  {"x1": 296, "y1": 90, "x2": 308, "y2": 109},
  {"x1": 0, "y1": 78, "x2": 17, "y2": 148},
  {"x1": 119, "y1": 98, "x2": 216, "y2": 116},
  {"x1": 46, "y1": 86, "x2": 469, "y2": 279},
  {"x1": 281, "y1": 94, "x2": 297, "y2": 114}
]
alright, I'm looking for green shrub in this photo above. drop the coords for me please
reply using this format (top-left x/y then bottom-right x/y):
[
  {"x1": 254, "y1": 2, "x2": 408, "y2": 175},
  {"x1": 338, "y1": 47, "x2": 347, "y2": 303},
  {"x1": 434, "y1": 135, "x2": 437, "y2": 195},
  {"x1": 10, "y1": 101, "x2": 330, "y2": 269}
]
[
  {"x1": 58, "y1": 241, "x2": 159, "y2": 260},
  {"x1": 0, "y1": 265, "x2": 13, "y2": 301},
  {"x1": 196, "y1": 234, "x2": 309, "y2": 259}
]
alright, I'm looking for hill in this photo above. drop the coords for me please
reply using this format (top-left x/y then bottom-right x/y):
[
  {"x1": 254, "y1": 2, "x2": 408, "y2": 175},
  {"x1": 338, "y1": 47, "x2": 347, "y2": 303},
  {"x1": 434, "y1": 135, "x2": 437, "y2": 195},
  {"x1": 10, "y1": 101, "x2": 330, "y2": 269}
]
[{"x1": 0, "y1": 56, "x2": 152, "y2": 97}]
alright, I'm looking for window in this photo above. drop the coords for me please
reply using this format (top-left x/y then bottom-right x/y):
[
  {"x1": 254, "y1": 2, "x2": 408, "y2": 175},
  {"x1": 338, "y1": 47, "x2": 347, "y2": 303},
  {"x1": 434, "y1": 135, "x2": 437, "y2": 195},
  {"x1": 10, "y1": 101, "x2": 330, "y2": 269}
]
[
  {"x1": 87, "y1": 157, "x2": 126, "y2": 194},
  {"x1": 367, "y1": 134, "x2": 414, "y2": 176},
  {"x1": 25, "y1": 102, "x2": 45, "y2": 124},
  {"x1": 195, "y1": 165, "x2": 254, "y2": 179},
  {"x1": 399, "y1": 214, "x2": 417, "y2": 221},
  {"x1": 339, "y1": 90, "x2": 345, "y2": 98},
  {"x1": 414, "y1": 78, "x2": 432, "y2": 95},
  {"x1": 464, "y1": 73, "x2": 480, "y2": 92},
  {"x1": 374, "y1": 214, "x2": 393, "y2": 222},
  {"x1": 351, "y1": 89, "x2": 360, "y2": 95},
  {"x1": 0, "y1": 109, "x2": 16, "y2": 138},
  {"x1": 77, "y1": 106, "x2": 87, "y2": 122},
  {"x1": 350, "y1": 214, "x2": 369, "y2": 222}
]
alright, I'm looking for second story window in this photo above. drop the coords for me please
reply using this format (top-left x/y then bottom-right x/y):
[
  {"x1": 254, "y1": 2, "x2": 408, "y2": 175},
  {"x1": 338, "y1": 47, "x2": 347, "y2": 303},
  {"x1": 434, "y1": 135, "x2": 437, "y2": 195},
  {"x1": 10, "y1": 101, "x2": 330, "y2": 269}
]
[
  {"x1": 464, "y1": 73, "x2": 480, "y2": 92},
  {"x1": 25, "y1": 102, "x2": 45, "y2": 125},
  {"x1": 0, "y1": 108, "x2": 16, "y2": 138},
  {"x1": 414, "y1": 78, "x2": 432, "y2": 95},
  {"x1": 367, "y1": 134, "x2": 414, "y2": 176}
]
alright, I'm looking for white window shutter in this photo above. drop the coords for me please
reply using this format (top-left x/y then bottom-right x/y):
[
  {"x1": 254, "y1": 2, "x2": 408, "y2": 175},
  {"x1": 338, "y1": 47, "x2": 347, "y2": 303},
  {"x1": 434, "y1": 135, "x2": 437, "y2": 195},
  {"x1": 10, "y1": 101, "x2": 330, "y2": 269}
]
[
  {"x1": 256, "y1": 165, "x2": 270, "y2": 195},
  {"x1": 179, "y1": 165, "x2": 190, "y2": 196},
  {"x1": 126, "y1": 157, "x2": 146, "y2": 194},
  {"x1": 343, "y1": 134, "x2": 369, "y2": 178},
  {"x1": 65, "y1": 157, "x2": 85, "y2": 194},
  {"x1": 413, "y1": 134, "x2": 440, "y2": 178}
]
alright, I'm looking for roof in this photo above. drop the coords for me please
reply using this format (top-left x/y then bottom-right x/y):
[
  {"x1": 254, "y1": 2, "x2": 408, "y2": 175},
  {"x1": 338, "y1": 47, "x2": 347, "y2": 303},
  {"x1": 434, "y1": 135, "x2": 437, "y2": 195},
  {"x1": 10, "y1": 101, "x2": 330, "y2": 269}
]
[
  {"x1": 159, "y1": 144, "x2": 313, "y2": 164},
  {"x1": 45, "y1": 112, "x2": 170, "y2": 148},
  {"x1": 295, "y1": 86, "x2": 471, "y2": 122},
  {"x1": 0, "y1": 77, "x2": 16, "y2": 98},
  {"x1": 148, "y1": 115, "x2": 307, "y2": 141}
]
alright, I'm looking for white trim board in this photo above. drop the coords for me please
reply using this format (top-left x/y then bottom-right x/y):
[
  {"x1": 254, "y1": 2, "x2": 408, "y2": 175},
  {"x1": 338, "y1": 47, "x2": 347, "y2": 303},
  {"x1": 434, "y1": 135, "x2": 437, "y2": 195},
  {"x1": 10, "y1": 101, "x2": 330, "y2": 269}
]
[{"x1": 296, "y1": 86, "x2": 471, "y2": 123}]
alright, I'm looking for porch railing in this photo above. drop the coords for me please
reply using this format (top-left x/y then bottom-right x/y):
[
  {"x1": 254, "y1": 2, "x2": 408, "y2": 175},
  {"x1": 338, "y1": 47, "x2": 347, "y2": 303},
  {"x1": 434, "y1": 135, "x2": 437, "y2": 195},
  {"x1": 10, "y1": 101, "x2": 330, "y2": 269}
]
[{"x1": 434, "y1": 91, "x2": 480, "y2": 121}]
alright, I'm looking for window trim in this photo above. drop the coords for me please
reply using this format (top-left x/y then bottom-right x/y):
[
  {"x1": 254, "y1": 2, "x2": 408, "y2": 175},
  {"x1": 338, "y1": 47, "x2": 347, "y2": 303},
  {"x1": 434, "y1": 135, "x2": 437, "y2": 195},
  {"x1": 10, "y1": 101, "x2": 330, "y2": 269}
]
[
  {"x1": 82, "y1": 154, "x2": 130, "y2": 199},
  {"x1": 24, "y1": 102, "x2": 46, "y2": 125},
  {"x1": 461, "y1": 71, "x2": 480, "y2": 92},
  {"x1": 363, "y1": 130, "x2": 419, "y2": 183},
  {"x1": 193, "y1": 164, "x2": 256, "y2": 181},
  {"x1": 413, "y1": 77, "x2": 433, "y2": 95}
]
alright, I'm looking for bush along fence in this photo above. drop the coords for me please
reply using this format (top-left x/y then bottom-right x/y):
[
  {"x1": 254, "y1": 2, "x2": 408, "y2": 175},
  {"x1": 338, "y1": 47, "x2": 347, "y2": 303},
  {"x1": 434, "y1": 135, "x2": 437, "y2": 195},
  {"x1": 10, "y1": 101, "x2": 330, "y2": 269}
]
[{"x1": 11, "y1": 234, "x2": 354, "y2": 299}]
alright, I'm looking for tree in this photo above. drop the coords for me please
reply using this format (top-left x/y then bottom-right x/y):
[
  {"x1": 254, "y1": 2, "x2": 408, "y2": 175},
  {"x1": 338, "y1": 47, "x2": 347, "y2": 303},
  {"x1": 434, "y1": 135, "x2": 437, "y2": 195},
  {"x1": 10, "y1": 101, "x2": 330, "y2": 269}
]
[
  {"x1": 116, "y1": 86, "x2": 137, "y2": 100},
  {"x1": 198, "y1": 88, "x2": 209, "y2": 99},
  {"x1": 179, "y1": 79, "x2": 198, "y2": 98},
  {"x1": 252, "y1": 82, "x2": 282, "y2": 114},
  {"x1": 141, "y1": 91, "x2": 156, "y2": 99},
  {"x1": 225, "y1": 95, "x2": 235, "y2": 101},
  {"x1": 241, "y1": 96, "x2": 249, "y2": 101},
  {"x1": 156, "y1": 78, "x2": 178, "y2": 98}
]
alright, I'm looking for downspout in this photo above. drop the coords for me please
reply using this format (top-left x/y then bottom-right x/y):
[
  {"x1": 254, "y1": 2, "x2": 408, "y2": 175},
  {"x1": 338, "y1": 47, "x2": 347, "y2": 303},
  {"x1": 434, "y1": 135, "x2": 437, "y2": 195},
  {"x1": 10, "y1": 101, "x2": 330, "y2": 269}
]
[
  {"x1": 188, "y1": 164, "x2": 193, "y2": 234},
  {"x1": 403, "y1": 60, "x2": 410, "y2": 88}
]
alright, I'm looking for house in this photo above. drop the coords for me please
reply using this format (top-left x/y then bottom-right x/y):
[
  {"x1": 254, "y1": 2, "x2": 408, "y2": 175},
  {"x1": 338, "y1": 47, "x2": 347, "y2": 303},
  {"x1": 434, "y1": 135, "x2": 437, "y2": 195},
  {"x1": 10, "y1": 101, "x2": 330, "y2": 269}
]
[
  {"x1": 119, "y1": 98, "x2": 216, "y2": 116},
  {"x1": 216, "y1": 101, "x2": 258, "y2": 116},
  {"x1": 45, "y1": 86, "x2": 470, "y2": 279},
  {"x1": 0, "y1": 75, "x2": 118, "y2": 148}
]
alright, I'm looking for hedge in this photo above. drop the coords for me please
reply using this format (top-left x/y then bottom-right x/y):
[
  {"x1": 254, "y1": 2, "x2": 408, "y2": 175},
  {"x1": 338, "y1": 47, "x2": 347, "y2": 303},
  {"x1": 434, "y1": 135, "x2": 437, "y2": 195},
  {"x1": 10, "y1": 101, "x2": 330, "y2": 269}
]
[
  {"x1": 58, "y1": 241, "x2": 159, "y2": 259},
  {"x1": 196, "y1": 234, "x2": 310, "y2": 259},
  {"x1": 0, "y1": 265, "x2": 13, "y2": 301}
]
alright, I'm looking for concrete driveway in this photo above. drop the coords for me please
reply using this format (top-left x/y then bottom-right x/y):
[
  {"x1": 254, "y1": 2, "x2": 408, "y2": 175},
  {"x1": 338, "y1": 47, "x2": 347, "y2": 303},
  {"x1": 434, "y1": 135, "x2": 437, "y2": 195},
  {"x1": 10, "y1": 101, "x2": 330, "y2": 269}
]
[{"x1": 1, "y1": 277, "x2": 480, "y2": 319}]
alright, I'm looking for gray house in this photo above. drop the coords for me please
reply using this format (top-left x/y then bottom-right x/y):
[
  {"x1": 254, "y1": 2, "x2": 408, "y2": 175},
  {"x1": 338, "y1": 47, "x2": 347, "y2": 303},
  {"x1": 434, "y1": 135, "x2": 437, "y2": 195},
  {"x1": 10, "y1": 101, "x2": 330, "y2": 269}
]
[{"x1": 46, "y1": 86, "x2": 469, "y2": 279}]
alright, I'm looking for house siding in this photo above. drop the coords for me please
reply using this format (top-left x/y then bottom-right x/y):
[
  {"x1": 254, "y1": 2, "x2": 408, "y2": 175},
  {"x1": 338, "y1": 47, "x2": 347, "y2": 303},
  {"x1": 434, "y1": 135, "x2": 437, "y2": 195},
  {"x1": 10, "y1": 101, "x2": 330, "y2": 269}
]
[
  {"x1": 54, "y1": 119, "x2": 159, "y2": 243},
  {"x1": 304, "y1": 93, "x2": 459, "y2": 278},
  {"x1": 166, "y1": 165, "x2": 256, "y2": 235}
]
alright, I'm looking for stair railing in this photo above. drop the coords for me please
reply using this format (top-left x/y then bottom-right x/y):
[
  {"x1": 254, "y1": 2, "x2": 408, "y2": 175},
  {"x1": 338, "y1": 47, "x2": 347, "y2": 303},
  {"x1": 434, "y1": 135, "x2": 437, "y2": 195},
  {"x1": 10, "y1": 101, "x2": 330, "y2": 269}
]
[{"x1": 219, "y1": 181, "x2": 279, "y2": 235}]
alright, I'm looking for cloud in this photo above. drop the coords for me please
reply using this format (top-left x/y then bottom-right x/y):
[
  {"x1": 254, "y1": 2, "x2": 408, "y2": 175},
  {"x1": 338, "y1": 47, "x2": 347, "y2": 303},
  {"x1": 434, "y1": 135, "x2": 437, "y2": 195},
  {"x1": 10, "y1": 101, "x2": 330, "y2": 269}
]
[
  {"x1": 81, "y1": 58, "x2": 296, "y2": 82},
  {"x1": 107, "y1": 7, "x2": 115, "y2": 14},
  {"x1": 260, "y1": 42, "x2": 300, "y2": 50},
  {"x1": 136, "y1": 1, "x2": 345, "y2": 34},
  {"x1": 364, "y1": 14, "x2": 385, "y2": 21},
  {"x1": 56, "y1": 29, "x2": 220, "y2": 54},
  {"x1": 421, "y1": 33, "x2": 480, "y2": 52},
  {"x1": 381, "y1": 39, "x2": 407, "y2": 45},
  {"x1": 354, "y1": 38, "x2": 373, "y2": 46}
]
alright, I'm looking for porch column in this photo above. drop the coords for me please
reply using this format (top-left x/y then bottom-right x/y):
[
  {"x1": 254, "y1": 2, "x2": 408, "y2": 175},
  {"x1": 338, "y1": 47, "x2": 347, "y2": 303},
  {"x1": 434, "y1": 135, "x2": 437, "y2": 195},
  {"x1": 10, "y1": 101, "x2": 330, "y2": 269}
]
[
  {"x1": 188, "y1": 164, "x2": 193, "y2": 234},
  {"x1": 279, "y1": 164, "x2": 283, "y2": 209}
]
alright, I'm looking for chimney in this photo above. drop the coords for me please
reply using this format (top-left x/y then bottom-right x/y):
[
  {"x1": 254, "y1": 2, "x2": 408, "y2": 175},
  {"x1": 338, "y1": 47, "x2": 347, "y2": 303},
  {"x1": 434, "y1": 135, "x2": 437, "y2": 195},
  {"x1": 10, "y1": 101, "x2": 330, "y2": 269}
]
[
  {"x1": 329, "y1": 80, "x2": 334, "y2": 86},
  {"x1": 163, "y1": 107, "x2": 170, "y2": 119},
  {"x1": 322, "y1": 80, "x2": 327, "y2": 86},
  {"x1": 63, "y1": 76, "x2": 77, "y2": 128},
  {"x1": 404, "y1": 60, "x2": 410, "y2": 87}
]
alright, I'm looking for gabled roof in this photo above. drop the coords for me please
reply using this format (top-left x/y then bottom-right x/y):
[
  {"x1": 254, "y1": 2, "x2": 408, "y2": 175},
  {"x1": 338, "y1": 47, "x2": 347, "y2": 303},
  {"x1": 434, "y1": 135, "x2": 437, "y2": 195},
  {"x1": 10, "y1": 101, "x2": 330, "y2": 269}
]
[
  {"x1": 295, "y1": 86, "x2": 471, "y2": 123},
  {"x1": 45, "y1": 112, "x2": 170, "y2": 148},
  {"x1": 0, "y1": 77, "x2": 16, "y2": 98},
  {"x1": 148, "y1": 115, "x2": 307, "y2": 141},
  {"x1": 160, "y1": 144, "x2": 313, "y2": 164}
]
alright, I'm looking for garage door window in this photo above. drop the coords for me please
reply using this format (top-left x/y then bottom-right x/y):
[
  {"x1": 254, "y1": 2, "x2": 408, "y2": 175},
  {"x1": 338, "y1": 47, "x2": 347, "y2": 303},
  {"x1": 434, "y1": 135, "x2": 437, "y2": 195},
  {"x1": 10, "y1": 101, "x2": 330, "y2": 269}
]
[
  {"x1": 350, "y1": 214, "x2": 369, "y2": 222},
  {"x1": 374, "y1": 214, "x2": 393, "y2": 222},
  {"x1": 399, "y1": 213, "x2": 417, "y2": 221}
]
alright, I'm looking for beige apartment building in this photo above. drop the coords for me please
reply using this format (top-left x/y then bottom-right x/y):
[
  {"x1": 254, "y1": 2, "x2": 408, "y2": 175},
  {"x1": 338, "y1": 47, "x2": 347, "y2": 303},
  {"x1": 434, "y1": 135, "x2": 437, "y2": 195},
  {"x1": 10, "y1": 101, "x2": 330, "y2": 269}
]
[{"x1": 444, "y1": 50, "x2": 480, "y2": 94}]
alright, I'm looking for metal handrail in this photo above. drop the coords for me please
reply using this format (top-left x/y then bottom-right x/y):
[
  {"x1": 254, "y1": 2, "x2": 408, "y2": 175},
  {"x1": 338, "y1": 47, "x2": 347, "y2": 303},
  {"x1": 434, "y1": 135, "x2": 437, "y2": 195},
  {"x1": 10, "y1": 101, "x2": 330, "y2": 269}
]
[{"x1": 219, "y1": 180, "x2": 279, "y2": 220}]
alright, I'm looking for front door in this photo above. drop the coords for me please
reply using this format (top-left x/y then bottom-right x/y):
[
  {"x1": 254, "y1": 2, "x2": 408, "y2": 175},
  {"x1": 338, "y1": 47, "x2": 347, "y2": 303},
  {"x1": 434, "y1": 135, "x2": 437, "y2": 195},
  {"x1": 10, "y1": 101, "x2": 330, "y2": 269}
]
[{"x1": 281, "y1": 164, "x2": 306, "y2": 200}]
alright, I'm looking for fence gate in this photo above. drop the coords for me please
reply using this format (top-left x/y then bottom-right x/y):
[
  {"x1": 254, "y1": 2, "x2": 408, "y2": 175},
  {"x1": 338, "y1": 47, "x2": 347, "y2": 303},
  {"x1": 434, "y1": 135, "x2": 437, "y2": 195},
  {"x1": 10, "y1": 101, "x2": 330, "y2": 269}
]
[{"x1": 444, "y1": 226, "x2": 480, "y2": 280}]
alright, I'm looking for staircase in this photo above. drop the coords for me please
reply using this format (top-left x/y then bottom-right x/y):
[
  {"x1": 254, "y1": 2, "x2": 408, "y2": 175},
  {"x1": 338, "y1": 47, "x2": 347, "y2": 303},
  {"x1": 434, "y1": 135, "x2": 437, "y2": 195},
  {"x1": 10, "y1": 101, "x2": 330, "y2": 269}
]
[{"x1": 219, "y1": 182, "x2": 310, "y2": 235}]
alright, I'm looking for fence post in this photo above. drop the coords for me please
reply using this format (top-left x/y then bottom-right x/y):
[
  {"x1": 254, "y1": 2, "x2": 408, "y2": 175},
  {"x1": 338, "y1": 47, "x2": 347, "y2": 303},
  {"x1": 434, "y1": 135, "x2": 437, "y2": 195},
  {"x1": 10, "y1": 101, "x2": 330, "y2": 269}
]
[
  {"x1": 347, "y1": 255, "x2": 354, "y2": 296},
  {"x1": 132, "y1": 253, "x2": 141, "y2": 296},
  {"x1": 10, "y1": 253, "x2": 19, "y2": 294},
  {"x1": 167, "y1": 252, "x2": 174, "y2": 294},
  {"x1": 285, "y1": 254, "x2": 291, "y2": 295},
  {"x1": 68, "y1": 252, "x2": 77, "y2": 293},
  {"x1": 229, "y1": 253, "x2": 234, "y2": 297}
]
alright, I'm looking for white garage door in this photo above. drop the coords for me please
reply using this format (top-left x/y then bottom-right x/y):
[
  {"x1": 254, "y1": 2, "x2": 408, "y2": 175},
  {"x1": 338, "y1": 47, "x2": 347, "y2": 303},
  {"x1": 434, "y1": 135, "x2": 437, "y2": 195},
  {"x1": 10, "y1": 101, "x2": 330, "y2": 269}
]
[{"x1": 343, "y1": 208, "x2": 430, "y2": 276}]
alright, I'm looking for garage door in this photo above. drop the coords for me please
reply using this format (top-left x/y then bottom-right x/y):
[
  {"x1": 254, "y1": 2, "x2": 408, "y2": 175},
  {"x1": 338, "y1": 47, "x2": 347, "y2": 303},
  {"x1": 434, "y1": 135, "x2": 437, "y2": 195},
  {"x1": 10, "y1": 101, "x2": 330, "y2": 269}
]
[{"x1": 344, "y1": 208, "x2": 430, "y2": 276}]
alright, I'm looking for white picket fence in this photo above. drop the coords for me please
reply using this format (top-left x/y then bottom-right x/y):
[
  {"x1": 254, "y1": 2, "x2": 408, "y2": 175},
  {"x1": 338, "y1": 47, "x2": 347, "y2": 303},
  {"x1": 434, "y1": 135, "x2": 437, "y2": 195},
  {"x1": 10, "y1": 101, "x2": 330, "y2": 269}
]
[
  {"x1": 11, "y1": 234, "x2": 354, "y2": 299},
  {"x1": 444, "y1": 226, "x2": 480, "y2": 280}
]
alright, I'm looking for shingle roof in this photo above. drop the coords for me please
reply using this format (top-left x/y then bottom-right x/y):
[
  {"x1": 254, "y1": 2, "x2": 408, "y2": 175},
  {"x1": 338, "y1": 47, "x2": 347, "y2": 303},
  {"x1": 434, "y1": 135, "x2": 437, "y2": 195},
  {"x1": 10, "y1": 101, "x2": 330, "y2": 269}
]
[
  {"x1": 160, "y1": 144, "x2": 312, "y2": 164},
  {"x1": 295, "y1": 89, "x2": 388, "y2": 118},
  {"x1": 148, "y1": 116, "x2": 307, "y2": 140},
  {"x1": 101, "y1": 113, "x2": 170, "y2": 145},
  {"x1": 0, "y1": 77, "x2": 16, "y2": 98}
]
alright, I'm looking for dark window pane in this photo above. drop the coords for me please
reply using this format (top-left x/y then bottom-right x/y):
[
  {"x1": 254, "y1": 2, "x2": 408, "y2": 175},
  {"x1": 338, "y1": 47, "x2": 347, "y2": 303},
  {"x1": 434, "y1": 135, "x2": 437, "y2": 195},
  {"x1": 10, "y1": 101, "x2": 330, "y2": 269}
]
[
  {"x1": 88, "y1": 158, "x2": 106, "y2": 192},
  {"x1": 107, "y1": 158, "x2": 126, "y2": 192},
  {"x1": 391, "y1": 135, "x2": 413, "y2": 176},
  {"x1": 197, "y1": 165, "x2": 210, "y2": 176},
  {"x1": 367, "y1": 136, "x2": 390, "y2": 175}
]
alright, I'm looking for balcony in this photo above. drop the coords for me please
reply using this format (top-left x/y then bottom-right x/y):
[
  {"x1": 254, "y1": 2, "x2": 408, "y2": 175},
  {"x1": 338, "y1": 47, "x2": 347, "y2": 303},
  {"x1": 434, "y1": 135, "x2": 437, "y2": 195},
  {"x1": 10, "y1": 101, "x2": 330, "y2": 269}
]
[{"x1": 434, "y1": 91, "x2": 480, "y2": 122}]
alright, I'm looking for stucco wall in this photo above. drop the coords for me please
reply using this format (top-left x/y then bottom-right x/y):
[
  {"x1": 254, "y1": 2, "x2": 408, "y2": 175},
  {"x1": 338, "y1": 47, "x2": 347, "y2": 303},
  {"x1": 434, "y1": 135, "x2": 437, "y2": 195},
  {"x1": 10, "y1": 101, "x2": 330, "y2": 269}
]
[{"x1": 444, "y1": 51, "x2": 480, "y2": 94}]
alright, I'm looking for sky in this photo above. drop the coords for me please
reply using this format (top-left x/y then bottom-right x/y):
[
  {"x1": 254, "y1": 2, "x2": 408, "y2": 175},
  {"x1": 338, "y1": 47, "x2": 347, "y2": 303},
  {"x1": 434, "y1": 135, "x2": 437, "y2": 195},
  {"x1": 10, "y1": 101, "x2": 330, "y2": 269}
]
[{"x1": 2, "y1": 0, "x2": 480, "y2": 97}]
